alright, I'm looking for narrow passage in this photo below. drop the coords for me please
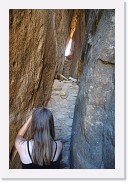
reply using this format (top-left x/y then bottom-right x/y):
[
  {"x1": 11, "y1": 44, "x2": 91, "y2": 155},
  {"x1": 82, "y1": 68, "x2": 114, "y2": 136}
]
[{"x1": 47, "y1": 79, "x2": 79, "y2": 168}]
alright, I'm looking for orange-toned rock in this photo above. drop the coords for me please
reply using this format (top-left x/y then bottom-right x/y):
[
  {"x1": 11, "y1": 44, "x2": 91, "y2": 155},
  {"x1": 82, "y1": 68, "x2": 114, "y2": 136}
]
[{"x1": 9, "y1": 9, "x2": 74, "y2": 168}]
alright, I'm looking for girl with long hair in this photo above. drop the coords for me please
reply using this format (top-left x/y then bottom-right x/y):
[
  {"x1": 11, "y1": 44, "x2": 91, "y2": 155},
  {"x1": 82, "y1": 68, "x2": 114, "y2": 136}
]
[{"x1": 15, "y1": 107, "x2": 63, "y2": 169}]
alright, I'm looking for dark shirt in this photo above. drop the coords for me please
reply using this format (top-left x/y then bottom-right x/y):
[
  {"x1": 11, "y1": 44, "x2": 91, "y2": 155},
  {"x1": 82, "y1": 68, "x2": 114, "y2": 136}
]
[
  {"x1": 22, "y1": 160, "x2": 61, "y2": 169},
  {"x1": 22, "y1": 140, "x2": 62, "y2": 169}
]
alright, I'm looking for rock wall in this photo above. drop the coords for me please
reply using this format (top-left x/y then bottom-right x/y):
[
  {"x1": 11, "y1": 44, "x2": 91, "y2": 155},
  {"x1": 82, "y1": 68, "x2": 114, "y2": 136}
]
[
  {"x1": 71, "y1": 10, "x2": 115, "y2": 169},
  {"x1": 9, "y1": 9, "x2": 74, "y2": 168}
]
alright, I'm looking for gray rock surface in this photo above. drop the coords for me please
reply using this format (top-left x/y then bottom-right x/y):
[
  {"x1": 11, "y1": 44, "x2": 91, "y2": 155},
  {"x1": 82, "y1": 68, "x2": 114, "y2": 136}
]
[{"x1": 71, "y1": 10, "x2": 115, "y2": 169}]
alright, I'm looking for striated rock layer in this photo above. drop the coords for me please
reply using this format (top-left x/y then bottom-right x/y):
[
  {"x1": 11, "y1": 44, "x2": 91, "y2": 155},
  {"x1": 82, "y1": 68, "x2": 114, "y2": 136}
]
[
  {"x1": 9, "y1": 9, "x2": 74, "y2": 168},
  {"x1": 71, "y1": 10, "x2": 115, "y2": 169}
]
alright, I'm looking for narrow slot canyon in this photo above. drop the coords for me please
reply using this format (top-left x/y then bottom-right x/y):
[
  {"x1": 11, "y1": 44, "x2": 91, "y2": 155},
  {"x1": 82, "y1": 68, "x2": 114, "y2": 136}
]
[{"x1": 9, "y1": 9, "x2": 115, "y2": 169}]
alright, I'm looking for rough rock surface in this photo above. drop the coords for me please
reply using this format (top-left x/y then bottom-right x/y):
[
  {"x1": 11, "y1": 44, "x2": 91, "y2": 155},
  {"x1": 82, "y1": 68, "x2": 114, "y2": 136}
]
[
  {"x1": 9, "y1": 9, "x2": 74, "y2": 168},
  {"x1": 47, "y1": 79, "x2": 79, "y2": 168},
  {"x1": 71, "y1": 10, "x2": 115, "y2": 169}
]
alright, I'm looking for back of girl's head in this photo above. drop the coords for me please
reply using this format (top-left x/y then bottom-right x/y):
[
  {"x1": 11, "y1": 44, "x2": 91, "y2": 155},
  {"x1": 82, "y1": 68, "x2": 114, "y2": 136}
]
[
  {"x1": 31, "y1": 107, "x2": 55, "y2": 165},
  {"x1": 31, "y1": 107, "x2": 55, "y2": 139}
]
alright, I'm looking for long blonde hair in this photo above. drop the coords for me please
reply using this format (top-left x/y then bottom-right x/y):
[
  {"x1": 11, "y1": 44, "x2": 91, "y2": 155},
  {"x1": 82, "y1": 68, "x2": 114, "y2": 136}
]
[{"x1": 30, "y1": 107, "x2": 55, "y2": 165}]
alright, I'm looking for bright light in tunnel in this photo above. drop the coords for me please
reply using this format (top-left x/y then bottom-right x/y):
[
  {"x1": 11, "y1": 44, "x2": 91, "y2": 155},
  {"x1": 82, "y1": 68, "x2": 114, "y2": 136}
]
[{"x1": 65, "y1": 39, "x2": 72, "y2": 56}]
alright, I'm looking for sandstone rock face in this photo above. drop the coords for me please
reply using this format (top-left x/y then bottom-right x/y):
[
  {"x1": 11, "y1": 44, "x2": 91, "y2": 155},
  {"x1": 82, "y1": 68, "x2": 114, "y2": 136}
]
[
  {"x1": 9, "y1": 9, "x2": 74, "y2": 168},
  {"x1": 71, "y1": 10, "x2": 115, "y2": 169}
]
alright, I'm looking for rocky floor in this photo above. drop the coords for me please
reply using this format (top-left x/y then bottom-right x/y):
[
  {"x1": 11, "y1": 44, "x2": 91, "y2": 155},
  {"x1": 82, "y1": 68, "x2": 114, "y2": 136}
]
[{"x1": 47, "y1": 79, "x2": 79, "y2": 168}]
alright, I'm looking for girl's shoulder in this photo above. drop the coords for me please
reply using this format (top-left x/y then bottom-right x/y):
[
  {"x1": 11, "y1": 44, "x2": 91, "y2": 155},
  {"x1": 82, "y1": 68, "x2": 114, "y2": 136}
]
[{"x1": 15, "y1": 135, "x2": 27, "y2": 148}]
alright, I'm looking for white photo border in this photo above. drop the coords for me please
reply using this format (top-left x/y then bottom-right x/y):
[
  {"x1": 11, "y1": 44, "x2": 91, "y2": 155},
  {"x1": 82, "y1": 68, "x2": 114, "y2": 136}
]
[{"x1": 0, "y1": 0, "x2": 125, "y2": 179}]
